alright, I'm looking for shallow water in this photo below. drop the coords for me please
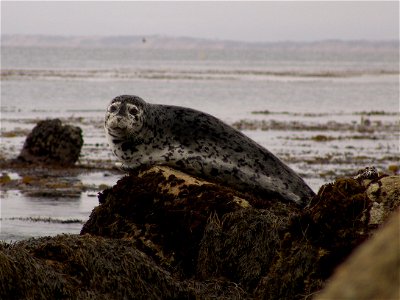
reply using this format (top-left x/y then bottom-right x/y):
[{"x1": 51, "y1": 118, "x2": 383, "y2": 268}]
[
  {"x1": 0, "y1": 191, "x2": 96, "y2": 241},
  {"x1": 0, "y1": 172, "x2": 121, "y2": 242},
  {"x1": 1, "y1": 41, "x2": 399, "y2": 241}
]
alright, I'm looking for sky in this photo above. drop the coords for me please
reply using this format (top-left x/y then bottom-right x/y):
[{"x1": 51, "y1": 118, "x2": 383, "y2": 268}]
[{"x1": 1, "y1": 1, "x2": 399, "y2": 42}]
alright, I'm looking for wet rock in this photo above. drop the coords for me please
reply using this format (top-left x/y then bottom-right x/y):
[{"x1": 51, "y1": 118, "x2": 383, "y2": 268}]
[
  {"x1": 18, "y1": 119, "x2": 83, "y2": 165},
  {"x1": 0, "y1": 235, "x2": 196, "y2": 299},
  {"x1": 81, "y1": 166, "x2": 400, "y2": 299},
  {"x1": 253, "y1": 177, "x2": 373, "y2": 299},
  {"x1": 81, "y1": 166, "x2": 288, "y2": 276},
  {"x1": 316, "y1": 210, "x2": 400, "y2": 300}
]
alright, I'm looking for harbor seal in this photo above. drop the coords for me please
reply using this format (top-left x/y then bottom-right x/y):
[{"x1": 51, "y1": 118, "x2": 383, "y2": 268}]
[{"x1": 105, "y1": 95, "x2": 315, "y2": 205}]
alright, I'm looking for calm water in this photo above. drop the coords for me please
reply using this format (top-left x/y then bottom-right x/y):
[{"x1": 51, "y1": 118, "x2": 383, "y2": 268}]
[{"x1": 1, "y1": 41, "x2": 399, "y2": 241}]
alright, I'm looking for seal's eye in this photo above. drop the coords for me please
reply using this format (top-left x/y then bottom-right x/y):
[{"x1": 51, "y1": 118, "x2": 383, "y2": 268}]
[
  {"x1": 108, "y1": 104, "x2": 118, "y2": 113},
  {"x1": 128, "y1": 106, "x2": 139, "y2": 116}
]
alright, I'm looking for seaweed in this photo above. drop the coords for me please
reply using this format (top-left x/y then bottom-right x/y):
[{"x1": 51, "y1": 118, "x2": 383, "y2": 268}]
[{"x1": 1, "y1": 166, "x2": 399, "y2": 299}]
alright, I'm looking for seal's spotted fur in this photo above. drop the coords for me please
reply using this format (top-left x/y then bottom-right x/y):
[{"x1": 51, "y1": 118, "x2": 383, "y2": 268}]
[{"x1": 105, "y1": 95, "x2": 315, "y2": 205}]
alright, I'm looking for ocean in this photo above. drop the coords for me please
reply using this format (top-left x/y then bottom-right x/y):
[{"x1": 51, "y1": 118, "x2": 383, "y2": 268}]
[{"x1": 1, "y1": 38, "x2": 399, "y2": 241}]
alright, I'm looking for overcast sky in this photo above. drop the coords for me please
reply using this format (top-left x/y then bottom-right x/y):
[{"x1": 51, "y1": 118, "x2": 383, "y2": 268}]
[{"x1": 1, "y1": 1, "x2": 399, "y2": 42}]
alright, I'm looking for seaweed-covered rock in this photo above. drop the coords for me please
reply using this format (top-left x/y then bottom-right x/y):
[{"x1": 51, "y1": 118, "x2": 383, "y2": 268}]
[
  {"x1": 81, "y1": 166, "x2": 293, "y2": 276},
  {"x1": 253, "y1": 177, "x2": 372, "y2": 299},
  {"x1": 316, "y1": 209, "x2": 400, "y2": 300},
  {"x1": 18, "y1": 119, "x2": 83, "y2": 165},
  {"x1": 0, "y1": 234, "x2": 195, "y2": 299},
  {"x1": 81, "y1": 166, "x2": 400, "y2": 299},
  {"x1": 1, "y1": 166, "x2": 399, "y2": 299}
]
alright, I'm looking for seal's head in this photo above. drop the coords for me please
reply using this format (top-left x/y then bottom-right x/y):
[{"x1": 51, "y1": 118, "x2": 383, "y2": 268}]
[{"x1": 105, "y1": 95, "x2": 146, "y2": 138}]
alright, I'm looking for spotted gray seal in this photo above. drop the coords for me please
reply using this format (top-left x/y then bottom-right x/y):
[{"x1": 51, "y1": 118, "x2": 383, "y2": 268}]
[{"x1": 105, "y1": 95, "x2": 315, "y2": 205}]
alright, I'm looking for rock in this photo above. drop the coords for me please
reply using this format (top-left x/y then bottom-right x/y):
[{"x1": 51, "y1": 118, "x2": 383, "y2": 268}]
[
  {"x1": 18, "y1": 119, "x2": 83, "y2": 165},
  {"x1": 1, "y1": 166, "x2": 399, "y2": 299},
  {"x1": 81, "y1": 166, "x2": 400, "y2": 298},
  {"x1": 315, "y1": 209, "x2": 400, "y2": 300},
  {"x1": 0, "y1": 235, "x2": 197, "y2": 299},
  {"x1": 252, "y1": 176, "x2": 375, "y2": 299},
  {"x1": 81, "y1": 165, "x2": 291, "y2": 277},
  {"x1": 366, "y1": 176, "x2": 400, "y2": 225}
]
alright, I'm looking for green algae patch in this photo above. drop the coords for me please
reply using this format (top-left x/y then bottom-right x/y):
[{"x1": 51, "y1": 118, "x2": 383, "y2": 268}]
[
  {"x1": 311, "y1": 135, "x2": 334, "y2": 142},
  {"x1": 0, "y1": 173, "x2": 11, "y2": 184}
]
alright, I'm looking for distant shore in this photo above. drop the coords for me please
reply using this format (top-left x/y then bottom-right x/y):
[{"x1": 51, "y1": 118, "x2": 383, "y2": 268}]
[{"x1": 3, "y1": 34, "x2": 399, "y2": 50}]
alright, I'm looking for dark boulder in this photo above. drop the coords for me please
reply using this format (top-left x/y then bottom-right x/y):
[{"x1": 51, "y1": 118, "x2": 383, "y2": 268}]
[{"x1": 18, "y1": 119, "x2": 83, "y2": 165}]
